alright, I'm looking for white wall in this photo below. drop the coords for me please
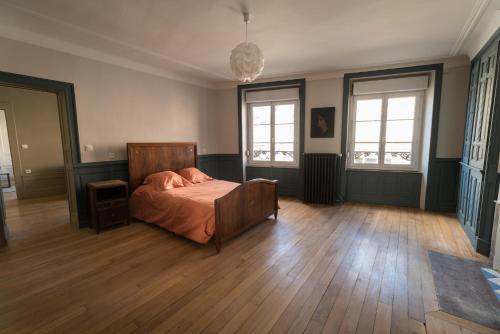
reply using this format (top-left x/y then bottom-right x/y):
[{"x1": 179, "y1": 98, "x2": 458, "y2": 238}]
[
  {"x1": 0, "y1": 36, "x2": 472, "y2": 164},
  {"x1": 215, "y1": 88, "x2": 239, "y2": 154},
  {"x1": 0, "y1": 37, "x2": 218, "y2": 162},
  {"x1": 305, "y1": 78, "x2": 343, "y2": 153},
  {"x1": 215, "y1": 64, "x2": 469, "y2": 159},
  {"x1": 436, "y1": 66, "x2": 470, "y2": 158}
]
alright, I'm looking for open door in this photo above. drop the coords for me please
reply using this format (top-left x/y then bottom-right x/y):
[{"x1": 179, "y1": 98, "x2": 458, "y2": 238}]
[{"x1": 0, "y1": 189, "x2": 7, "y2": 246}]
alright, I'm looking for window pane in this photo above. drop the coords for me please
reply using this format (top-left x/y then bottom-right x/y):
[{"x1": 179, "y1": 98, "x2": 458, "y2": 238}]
[
  {"x1": 252, "y1": 143, "x2": 270, "y2": 161},
  {"x1": 253, "y1": 125, "x2": 270, "y2": 142},
  {"x1": 385, "y1": 142, "x2": 412, "y2": 152},
  {"x1": 275, "y1": 143, "x2": 294, "y2": 151},
  {"x1": 275, "y1": 124, "x2": 294, "y2": 142},
  {"x1": 353, "y1": 152, "x2": 378, "y2": 164},
  {"x1": 385, "y1": 143, "x2": 411, "y2": 165},
  {"x1": 354, "y1": 143, "x2": 379, "y2": 152},
  {"x1": 275, "y1": 141, "x2": 294, "y2": 163},
  {"x1": 356, "y1": 99, "x2": 382, "y2": 121},
  {"x1": 275, "y1": 104, "x2": 294, "y2": 124},
  {"x1": 355, "y1": 121, "x2": 380, "y2": 142},
  {"x1": 252, "y1": 105, "x2": 271, "y2": 124},
  {"x1": 387, "y1": 96, "x2": 415, "y2": 120},
  {"x1": 385, "y1": 120, "x2": 413, "y2": 142},
  {"x1": 385, "y1": 152, "x2": 411, "y2": 165},
  {"x1": 275, "y1": 151, "x2": 294, "y2": 162}
]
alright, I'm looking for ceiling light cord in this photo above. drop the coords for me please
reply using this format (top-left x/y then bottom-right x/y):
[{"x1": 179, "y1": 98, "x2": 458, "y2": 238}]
[{"x1": 243, "y1": 12, "x2": 250, "y2": 43}]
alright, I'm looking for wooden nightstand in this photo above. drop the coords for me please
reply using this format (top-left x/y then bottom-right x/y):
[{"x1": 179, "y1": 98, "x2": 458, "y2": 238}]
[{"x1": 87, "y1": 180, "x2": 129, "y2": 234}]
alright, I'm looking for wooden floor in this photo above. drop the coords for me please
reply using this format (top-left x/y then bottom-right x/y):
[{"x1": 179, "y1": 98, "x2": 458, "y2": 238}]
[
  {"x1": 3, "y1": 191, "x2": 69, "y2": 243},
  {"x1": 0, "y1": 197, "x2": 496, "y2": 334}
]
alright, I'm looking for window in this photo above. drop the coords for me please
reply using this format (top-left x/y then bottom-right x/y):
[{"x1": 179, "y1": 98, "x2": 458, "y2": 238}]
[
  {"x1": 348, "y1": 92, "x2": 423, "y2": 170},
  {"x1": 247, "y1": 100, "x2": 299, "y2": 167}
]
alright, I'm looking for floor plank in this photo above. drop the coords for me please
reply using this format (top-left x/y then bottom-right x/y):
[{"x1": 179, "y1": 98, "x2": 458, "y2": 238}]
[{"x1": 0, "y1": 195, "x2": 494, "y2": 334}]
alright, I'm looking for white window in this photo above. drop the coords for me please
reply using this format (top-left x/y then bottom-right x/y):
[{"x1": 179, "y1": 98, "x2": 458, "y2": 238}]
[
  {"x1": 247, "y1": 100, "x2": 299, "y2": 167},
  {"x1": 348, "y1": 92, "x2": 423, "y2": 170}
]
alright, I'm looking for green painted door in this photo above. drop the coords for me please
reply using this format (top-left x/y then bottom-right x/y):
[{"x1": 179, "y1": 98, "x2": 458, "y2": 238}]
[
  {"x1": 457, "y1": 164, "x2": 469, "y2": 224},
  {"x1": 458, "y1": 38, "x2": 499, "y2": 254},
  {"x1": 463, "y1": 168, "x2": 483, "y2": 242},
  {"x1": 469, "y1": 45, "x2": 497, "y2": 170}
]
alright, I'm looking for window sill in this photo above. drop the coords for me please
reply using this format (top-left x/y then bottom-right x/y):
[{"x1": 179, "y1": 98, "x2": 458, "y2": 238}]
[
  {"x1": 246, "y1": 164, "x2": 300, "y2": 169},
  {"x1": 346, "y1": 168, "x2": 422, "y2": 174}
]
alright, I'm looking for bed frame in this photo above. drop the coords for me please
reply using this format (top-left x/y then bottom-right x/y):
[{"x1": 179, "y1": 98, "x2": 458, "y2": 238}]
[{"x1": 127, "y1": 143, "x2": 278, "y2": 252}]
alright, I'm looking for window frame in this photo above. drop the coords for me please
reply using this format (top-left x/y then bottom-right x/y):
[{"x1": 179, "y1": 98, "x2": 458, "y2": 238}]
[
  {"x1": 347, "y1": 91, "x2": 424, "y2": 171},
  {"x1": 247, "y1": 99, "x2": 300, "y2": 168}
]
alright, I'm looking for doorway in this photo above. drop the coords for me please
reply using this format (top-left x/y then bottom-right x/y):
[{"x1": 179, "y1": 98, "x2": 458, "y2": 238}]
[
  {"x1": 0, "y1": 83, "x2": 76, "y2": 244},
  {"x1": 0, "y1": 109, "x2": 15, "y2": 193}
]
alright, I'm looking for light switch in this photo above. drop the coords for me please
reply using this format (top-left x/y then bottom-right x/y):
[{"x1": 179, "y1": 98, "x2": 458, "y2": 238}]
[
  {"x1": 84, "y1": 144, "x2": 94, "y2": 152},
  {"x1": 21, "y1": 144, "x2": 28, "y2": 149},
  {"x1": 25, "y1": 169, "x2": 31, "y2": 174}
]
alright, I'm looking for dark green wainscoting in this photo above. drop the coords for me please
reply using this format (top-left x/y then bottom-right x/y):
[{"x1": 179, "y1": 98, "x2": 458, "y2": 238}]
[
  {"x1": 74, "y1": 154, "x2": 243, "y2": 227},
  {"x1": 346, "y1": 170, "x2": 422, "y2": 207},
  {"x1": 424, "y1": 158, "x2": 461, "y2": 212},
  {"x1": 197, "y1": 154, "x2": 243, "y2": 182},
  {"x1": 74, "y1": 160, "x2": 129, "y2": 227},
  {"x1": 246, "y1": 166, "x2": 301, "y2": 197}
]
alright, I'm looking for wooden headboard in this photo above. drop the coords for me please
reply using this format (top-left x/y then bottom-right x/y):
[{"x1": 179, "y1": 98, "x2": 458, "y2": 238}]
[{"x1": 127, "y1": 142, "x2": 197, "y2": 192}]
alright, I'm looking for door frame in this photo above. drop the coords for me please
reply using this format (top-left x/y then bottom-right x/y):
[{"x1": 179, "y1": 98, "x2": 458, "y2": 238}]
[
  {"x1": 0, "y1": 71, "x2": 81, "y2": 244},
  {"x1": 339, "y1": 63, "x2": 444, "y2": 209},
  {"x1": 0, "y1": 103, "x2": 23, "y2": 199}
]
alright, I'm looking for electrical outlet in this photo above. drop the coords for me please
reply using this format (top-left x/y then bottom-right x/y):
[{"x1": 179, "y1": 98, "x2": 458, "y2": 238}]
[
  {"x1": 108, "y1": 152, "x2": 116, "y2": 160},
  {"x1": 21, "y1": 144, "x2": 29, "y2": 149},
  {"x1": 25, "y1": 169, "x2": 31, "y2": 174}
]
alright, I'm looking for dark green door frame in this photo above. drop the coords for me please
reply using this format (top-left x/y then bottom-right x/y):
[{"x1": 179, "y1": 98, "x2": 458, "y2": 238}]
[
  {"x1": 0, "y1": 70, "x2": 82, "y2": 241},
  {"x1": 340, "y1": 64, "x2": 444, "y2": 209},
  {"x1": 0, "y1": 71, "x2": 81, "y2": 163},
  {"x1": 237, "y1": 79, "x2": 306, "y2": 197}
]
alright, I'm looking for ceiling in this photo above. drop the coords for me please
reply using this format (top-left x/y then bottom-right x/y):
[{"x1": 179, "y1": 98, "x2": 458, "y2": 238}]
[{"x1": 0, "y1": 0, "x2": 485, "y2": 86}]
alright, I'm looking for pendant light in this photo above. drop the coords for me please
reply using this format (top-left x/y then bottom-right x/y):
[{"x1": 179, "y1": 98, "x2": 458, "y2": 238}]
[{"x1": 229, "y1": 12, "x2": 264, "y2": 82}]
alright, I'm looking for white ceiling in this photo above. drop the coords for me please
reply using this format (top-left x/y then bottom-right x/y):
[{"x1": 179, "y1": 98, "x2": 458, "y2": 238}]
[{"x1": 0, "y1": 0, "x2": 487, "y2": 86}]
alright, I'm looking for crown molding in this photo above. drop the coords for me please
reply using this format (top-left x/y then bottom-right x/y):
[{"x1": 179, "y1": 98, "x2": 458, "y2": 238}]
[
  {"x1": 0, "y1": 0, "x2": 231, "y2": 85},
  {"x1": 0, "y1": 0, "x2": 474, "y2": 91},
  {"x1": 0, "y1": 24, "x2": 218, "y2": 89},
  {"x1": 450, "y1": 0, "x2": 491, "y2": 56},
  {"x1": 213, "y1": 55, "x2": 470, "y2": 90}
]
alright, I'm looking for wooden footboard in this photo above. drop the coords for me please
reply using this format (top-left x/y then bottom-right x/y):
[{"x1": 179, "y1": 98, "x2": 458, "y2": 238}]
[{"x1": 213, "y1": 179, "x2": 278, "y2": 253}]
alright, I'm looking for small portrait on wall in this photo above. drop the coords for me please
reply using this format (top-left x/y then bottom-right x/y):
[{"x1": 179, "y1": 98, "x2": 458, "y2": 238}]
[{"x1": 311, "y1": 107, "x2": 335, "y2": 138}]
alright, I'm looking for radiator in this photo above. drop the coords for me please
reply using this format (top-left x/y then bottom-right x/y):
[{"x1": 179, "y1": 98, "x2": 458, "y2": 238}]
[{"x1": 304, "y1": 153, "x2": 339, "y2": 204}]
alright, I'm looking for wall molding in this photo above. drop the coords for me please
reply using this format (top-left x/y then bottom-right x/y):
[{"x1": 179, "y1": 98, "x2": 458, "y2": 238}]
[
  {"x1": 346, "y1": 170, "x2": 422, "y2": 207},
  {"x1": 450, "y1": 0, "x2": 491, "y2": 56},
  {"x1": 425, "y1": 158, "x2": 461, "y2": 212}
]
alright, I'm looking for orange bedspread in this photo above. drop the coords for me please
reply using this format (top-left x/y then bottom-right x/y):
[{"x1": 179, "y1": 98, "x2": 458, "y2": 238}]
[{"x1": 129, "y1": 180, "x2": 239, "y2": 244}]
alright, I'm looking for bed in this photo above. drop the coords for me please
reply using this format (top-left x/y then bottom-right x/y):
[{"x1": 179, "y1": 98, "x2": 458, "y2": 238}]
[{"x1": 127, "y1": 142, "x2": 279, "y2": 252}]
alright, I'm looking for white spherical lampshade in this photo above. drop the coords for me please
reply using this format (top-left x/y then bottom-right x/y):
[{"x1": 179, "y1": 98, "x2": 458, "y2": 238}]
[{"x1": 230, "y1": 42, "x2": 264, "y2": 83}]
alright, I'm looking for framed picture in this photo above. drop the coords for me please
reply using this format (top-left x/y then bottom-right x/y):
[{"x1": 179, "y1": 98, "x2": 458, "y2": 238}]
[{"x1": 311, "y1": 107, "x2": 335, "y2": 138}]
